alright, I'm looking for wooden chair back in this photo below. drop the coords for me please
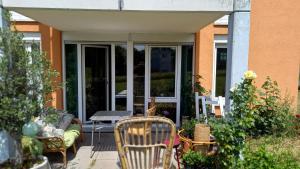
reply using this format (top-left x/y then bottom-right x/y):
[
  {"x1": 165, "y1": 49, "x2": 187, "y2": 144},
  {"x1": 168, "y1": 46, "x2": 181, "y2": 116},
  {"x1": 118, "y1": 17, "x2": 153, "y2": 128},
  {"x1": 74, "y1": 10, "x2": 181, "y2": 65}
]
[
  {"x1": 149, "y1": 97, "x2": 156, "y2": 108},
  {"x1": 146, "y1": 105, "x2": 156, "y2": 117},
  {"x1": 114, "y1": 117, "x2": 176, "y2": 169}
]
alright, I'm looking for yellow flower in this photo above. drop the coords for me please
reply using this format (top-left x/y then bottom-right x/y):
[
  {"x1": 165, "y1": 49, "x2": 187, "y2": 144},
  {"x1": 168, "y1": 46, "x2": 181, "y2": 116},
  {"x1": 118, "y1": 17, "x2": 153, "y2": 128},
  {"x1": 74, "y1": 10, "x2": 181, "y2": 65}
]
[{"x1": 244, "y1": 70, "x2": 257, "y2": 80}]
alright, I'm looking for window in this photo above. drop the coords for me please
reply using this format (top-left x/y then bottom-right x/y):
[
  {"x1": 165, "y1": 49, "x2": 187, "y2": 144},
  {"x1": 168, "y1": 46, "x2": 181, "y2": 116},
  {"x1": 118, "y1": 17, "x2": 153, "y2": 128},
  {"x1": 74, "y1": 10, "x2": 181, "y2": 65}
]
[
  {"x1": 133, "y1": 45, "x2": 145, "y2": 115},
  {"x1": 23, "y1": 33, "x2": 41, "y2": 52},
  {"x1": 115, "y1": 44, "x2": 127, "y2": 110},
  {"x1": 214, "y1": 45, "x2": 227, "y2": 97},
  {"x1": 180, "y1": 45, "x2": 194, "y2": 117},
  {"x1": 150, "y1": 47, "x2": 176, "y2": 97},
  {"x1": 65, "y1": 44, "x2": 78, "y2": 117}
]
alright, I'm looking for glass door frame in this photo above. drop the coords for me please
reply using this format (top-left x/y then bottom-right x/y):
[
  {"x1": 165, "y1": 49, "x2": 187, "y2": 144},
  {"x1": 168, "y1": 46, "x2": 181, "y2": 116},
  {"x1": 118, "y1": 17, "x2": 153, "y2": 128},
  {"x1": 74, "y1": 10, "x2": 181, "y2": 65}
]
[
  {"x1": 145, "y1": 45, "x2": 182, "y2": 126},
  {"x1": 82, "y1": 45, "x2": 110, "y2": 123}
]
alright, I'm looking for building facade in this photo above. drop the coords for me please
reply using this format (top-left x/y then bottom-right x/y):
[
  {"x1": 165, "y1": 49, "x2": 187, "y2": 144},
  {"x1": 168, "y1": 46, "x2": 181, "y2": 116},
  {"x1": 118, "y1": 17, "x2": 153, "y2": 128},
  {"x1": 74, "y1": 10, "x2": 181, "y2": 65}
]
[{"x1": 3, "y1": 0, "x2": 300, "y2": 127}]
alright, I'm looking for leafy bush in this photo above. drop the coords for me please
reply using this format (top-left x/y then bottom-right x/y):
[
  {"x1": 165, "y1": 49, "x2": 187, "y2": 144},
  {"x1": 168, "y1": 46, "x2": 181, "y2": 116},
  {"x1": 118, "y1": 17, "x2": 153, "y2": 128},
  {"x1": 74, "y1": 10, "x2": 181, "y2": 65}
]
[
  {"x1": 0, "y1": 27, "x2": 35, "y2": 137},
  {"x1": 182, "y1": 150, "x2": 209, "y2": 169},
  {"x1": 210, "y1": 72, "x2": 297, "y2": 168},
  {"x1": 229, "y1": 71, "x2": 258, "y2": 133},
  {"x1": 209, "y1": 71, "x2": 258, "y2": 168},
  {"x1": 181, "y1": 75, "x2": 206, "y2": 118},
  {"x1": 42, "y1": 107, "x2": 60, "y2": 124},
  {"x1": 0, "y1": 22, "x2": 59, "y2": 137},
  {"x1": 210, "y1": 118, "x2": 246, "y2": 168},
  {"x1": 0, "y1": 12, "x2": 60, "y2": 167},
  {"x1": 21, "y1": 136, "x2": 43, "y2": 159},
  {"x1": 21, "y1": 136, "x2": 44, "y2": 169},
  {"x1": 254, "y1": 77, "x2": 294, "y2": 136}
]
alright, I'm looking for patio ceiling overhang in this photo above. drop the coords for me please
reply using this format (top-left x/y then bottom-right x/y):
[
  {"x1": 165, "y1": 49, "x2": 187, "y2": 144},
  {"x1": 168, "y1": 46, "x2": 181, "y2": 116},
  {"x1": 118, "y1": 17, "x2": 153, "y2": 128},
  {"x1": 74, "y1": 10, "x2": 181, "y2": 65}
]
[{"x1": 3, "y1": 0, "x2": 233, "y2": 33}]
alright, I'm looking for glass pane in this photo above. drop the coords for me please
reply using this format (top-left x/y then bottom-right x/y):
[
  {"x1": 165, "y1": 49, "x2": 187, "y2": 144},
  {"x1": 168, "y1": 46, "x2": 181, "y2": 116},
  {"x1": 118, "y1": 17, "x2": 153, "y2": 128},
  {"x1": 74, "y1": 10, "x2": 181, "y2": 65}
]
[
  {"x1": 215, "y1": 48, "x2": 227, "y2": 96},
  {"x1": 153, "y1": 103, "x2": 176, "y2": 123},
  {"x1": 31, "y1": 42, "x2": 40, "y2": 52},
  {"x1": 65, "y1": 44, "x2": 78, "y2": 117},
  {"x1": 180, "y1": 45, "x2": 194, "y2": 118},
  {"x1": 115, "y1": 44, "x2": 127, "y2": 110},
  {"x1": 150, "y1": 47, "x2": 176, "y2": 97},
  {"x1": 133, "y1": 45, "x2": 145, "y2": 115},
  {"x1": 85, "y1": 47, "x2": 108, "y2": 121}
]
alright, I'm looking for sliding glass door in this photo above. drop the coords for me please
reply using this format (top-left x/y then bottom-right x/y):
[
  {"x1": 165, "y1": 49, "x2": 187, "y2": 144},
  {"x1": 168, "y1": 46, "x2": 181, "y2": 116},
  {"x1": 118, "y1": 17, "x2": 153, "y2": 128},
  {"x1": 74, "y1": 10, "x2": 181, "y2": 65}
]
[
  {"x1": 82, "y1": 45, "x2": 109, "y2": 122},
  {"x1": 64, "y1": 42, "x2": 190, "y2": 126}
]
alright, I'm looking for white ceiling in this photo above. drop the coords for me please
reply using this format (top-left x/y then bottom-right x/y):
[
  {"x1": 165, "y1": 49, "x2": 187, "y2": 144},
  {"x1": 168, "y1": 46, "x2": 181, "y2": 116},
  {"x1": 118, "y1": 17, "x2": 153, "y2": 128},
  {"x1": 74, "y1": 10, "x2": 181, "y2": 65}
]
[{"x1": 12, "y1": 9, "x2": 229, "y2": 33}]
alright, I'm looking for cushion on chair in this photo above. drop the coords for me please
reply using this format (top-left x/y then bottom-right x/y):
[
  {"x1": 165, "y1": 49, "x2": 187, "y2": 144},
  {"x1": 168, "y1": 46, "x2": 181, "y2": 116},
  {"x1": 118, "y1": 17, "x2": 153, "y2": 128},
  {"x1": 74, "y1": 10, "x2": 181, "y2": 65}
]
[
  {"x1": 57, "y1": 113, "x2": 75, "y2": 130},
  {"x1": 63, "y1": 124, "x2": 81, "y2": 148}
]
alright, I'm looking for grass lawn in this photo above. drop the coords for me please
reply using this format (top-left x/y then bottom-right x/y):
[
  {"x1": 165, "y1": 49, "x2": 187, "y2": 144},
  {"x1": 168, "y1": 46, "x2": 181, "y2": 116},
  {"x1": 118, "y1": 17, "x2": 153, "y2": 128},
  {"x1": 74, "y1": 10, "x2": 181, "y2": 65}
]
[{"x1": 248, "y1": 135, "x2": 300, "y2": 163}]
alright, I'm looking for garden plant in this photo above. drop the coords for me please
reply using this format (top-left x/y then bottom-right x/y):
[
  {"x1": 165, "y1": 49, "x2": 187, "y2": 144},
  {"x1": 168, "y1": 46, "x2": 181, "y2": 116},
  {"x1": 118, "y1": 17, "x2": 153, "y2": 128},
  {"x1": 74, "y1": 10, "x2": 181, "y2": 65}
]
[
  {"x1": 182, "y1": 70, "x2": 300, "y2": 169},
  {"x1": 0, "y1": 12, "x2": 60, "y2": 168}
]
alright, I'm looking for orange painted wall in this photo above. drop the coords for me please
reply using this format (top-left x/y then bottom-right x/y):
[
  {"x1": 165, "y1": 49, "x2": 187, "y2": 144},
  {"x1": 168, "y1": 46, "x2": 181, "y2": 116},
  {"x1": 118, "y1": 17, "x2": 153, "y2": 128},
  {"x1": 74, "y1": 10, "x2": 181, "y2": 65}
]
[
  {"x1": 195, "y1": 24, "x2": 228, "y2": 92},
  {"x1": 13, "y1": 21, "x2": 63, "y2": 110},
  {"x1": 248, "y1": 0, "x2": 300, "y2": 106}
]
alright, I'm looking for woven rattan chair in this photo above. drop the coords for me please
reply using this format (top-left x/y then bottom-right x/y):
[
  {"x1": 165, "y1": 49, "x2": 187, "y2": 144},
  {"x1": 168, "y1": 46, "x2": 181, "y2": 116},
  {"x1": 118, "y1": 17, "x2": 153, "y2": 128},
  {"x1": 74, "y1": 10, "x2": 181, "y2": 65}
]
[
  {"x1": 128, "y1": 105, "x2": 156, "y2": 136},
  {"x1": 114, "y1": 117, "x2": 176, "y2": 169}
]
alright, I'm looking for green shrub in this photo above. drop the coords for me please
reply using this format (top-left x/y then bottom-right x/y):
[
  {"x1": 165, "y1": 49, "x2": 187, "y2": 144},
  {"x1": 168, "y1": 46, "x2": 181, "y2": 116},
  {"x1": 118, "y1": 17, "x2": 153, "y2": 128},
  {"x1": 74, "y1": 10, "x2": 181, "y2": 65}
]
[
  {"x1": 209, "y1": 71, "x2": 258, "y2": 168},
  {"x1": 181, "y1": 75, "x2": 206, "y2": 118},
  {"x1": 237, "y1": 144, "x2": 300, "y2": 169},
  {"x1": 0, "y1": 12, "x2": 60, "y2": 167},
  {"x1": 21, "y1": 136, "x2": 43, "y2": 159},
  {"x1": 254, "y1": 77, "x2": 294, "y2": 136},
  {"x1": 0, "y1": 17, "x2": 59, "y2": 137},
  {"x1": 210, "y1": 118, "x2": 246, "y2": 168},
  {"x1": 182, "y1": 150, "x2": 209, "y2": 169},
  {"x1": 207, "y1": 72, "x2": 297, "y2": 169}
]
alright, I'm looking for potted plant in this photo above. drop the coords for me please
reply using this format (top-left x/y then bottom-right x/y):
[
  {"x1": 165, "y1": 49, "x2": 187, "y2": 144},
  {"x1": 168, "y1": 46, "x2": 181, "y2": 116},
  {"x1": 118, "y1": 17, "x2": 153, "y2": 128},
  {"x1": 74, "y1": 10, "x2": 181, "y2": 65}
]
[
  {"x1": 21, "y1": 136, "x2": 51, "y2": 169},
  {"x1": 0, "y1": 11, "x2": 59, "y2": 168},
  {"x1": 179, "y1": 118, "x2": 209, "y2": 153}
]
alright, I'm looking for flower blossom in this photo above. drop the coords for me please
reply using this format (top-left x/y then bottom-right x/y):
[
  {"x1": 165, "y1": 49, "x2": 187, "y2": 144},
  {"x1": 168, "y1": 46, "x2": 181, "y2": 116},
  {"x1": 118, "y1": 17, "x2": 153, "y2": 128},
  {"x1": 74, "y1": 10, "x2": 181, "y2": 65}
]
[{"x1": 244, "y1": 70, "x2": 257, "y2": 80}]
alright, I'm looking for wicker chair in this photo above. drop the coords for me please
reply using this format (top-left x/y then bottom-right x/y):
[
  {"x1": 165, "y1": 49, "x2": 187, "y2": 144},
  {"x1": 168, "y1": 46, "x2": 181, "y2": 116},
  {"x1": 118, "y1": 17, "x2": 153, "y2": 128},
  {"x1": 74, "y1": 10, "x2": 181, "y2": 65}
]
[
  {"x1": 127, "y1": 101, "x2": 156, "y2": 136},
  {"x1": 114, "y1": 117, "x2": 176, "y2": 169}
]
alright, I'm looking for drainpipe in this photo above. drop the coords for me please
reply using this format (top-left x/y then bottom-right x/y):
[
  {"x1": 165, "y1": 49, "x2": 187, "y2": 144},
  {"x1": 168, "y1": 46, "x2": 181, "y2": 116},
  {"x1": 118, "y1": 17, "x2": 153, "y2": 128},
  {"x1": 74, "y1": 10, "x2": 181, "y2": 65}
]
[
  {"x1": 118, "y1": 0, "x2": 124, "y2": 11},
  {"x1": 225, "y1": 0, "x2": 251, "y2": 112}
]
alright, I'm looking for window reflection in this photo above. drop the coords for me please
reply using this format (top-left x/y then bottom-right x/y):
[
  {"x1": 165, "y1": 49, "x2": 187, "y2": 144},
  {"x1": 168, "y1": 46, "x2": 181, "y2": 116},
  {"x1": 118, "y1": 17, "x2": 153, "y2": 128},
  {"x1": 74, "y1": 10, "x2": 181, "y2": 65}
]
[
  {"x1": 150, "y1": 47, "x2": 176, "y2": 97},
  {"x1": 65, "y1": 44, "x2": 78, "y2": 117},
  {"x1": 133, "y1": 45, "x2": 145, "y2": 115},
  {"x1": 115, "y1": 44, "x2": 127, "y2": 110},
  {"x1": 215, "y1": 48, "x2": 227, "y2": 96}
]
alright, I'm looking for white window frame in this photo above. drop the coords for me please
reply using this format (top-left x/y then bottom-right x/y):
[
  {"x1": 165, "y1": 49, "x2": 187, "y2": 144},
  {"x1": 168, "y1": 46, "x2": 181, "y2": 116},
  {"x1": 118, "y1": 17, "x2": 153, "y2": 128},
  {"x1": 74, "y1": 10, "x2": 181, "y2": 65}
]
[
  {"x1": 64, "y1": 42, "x2": 129, "y2": 123},
  {"x1": 63, "y1": 41, "x2": 186, "y2": 127},
  {"x1": 113, "y1": 43, "x2": 129, "y2": 111},
  {"x1": 81, "y1": 45, "x2": 110, "y2": 123},
  {"x1": 23, "y1": 33, "x2": 41, "y2": 52},
  {"x1": 212, "y1": 36, "x2": 227, "y2": 97},
  {"x1": 145, "y1": 45, "x2": 181, "y2": 126}
]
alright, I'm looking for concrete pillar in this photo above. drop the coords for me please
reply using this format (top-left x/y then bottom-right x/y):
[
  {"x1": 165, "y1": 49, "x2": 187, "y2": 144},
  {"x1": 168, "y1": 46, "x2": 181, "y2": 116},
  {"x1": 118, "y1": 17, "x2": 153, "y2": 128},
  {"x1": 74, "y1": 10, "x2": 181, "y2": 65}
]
[{"x1": 225, "y1": 0, "x2": 251, "y2": 111}]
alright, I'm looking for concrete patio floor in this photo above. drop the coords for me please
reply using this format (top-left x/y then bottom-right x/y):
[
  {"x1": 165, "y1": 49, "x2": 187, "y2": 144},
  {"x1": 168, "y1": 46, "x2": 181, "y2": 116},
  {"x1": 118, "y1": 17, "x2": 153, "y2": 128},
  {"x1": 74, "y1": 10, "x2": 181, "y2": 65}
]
[
  {"x1": 46, "y1": 132, "x2": 180, "y2": 169},
  {"x1": 46, "y1": 132, "x2": 119, "y2": 169}
]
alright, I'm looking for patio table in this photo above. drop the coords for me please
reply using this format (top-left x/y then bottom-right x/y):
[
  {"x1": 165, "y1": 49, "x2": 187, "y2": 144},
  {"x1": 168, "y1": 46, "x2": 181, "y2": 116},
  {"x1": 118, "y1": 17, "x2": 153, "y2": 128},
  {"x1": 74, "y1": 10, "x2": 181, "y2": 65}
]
[{"x1": 89, "y1": 110, "x2": 132, "y2": 157}]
